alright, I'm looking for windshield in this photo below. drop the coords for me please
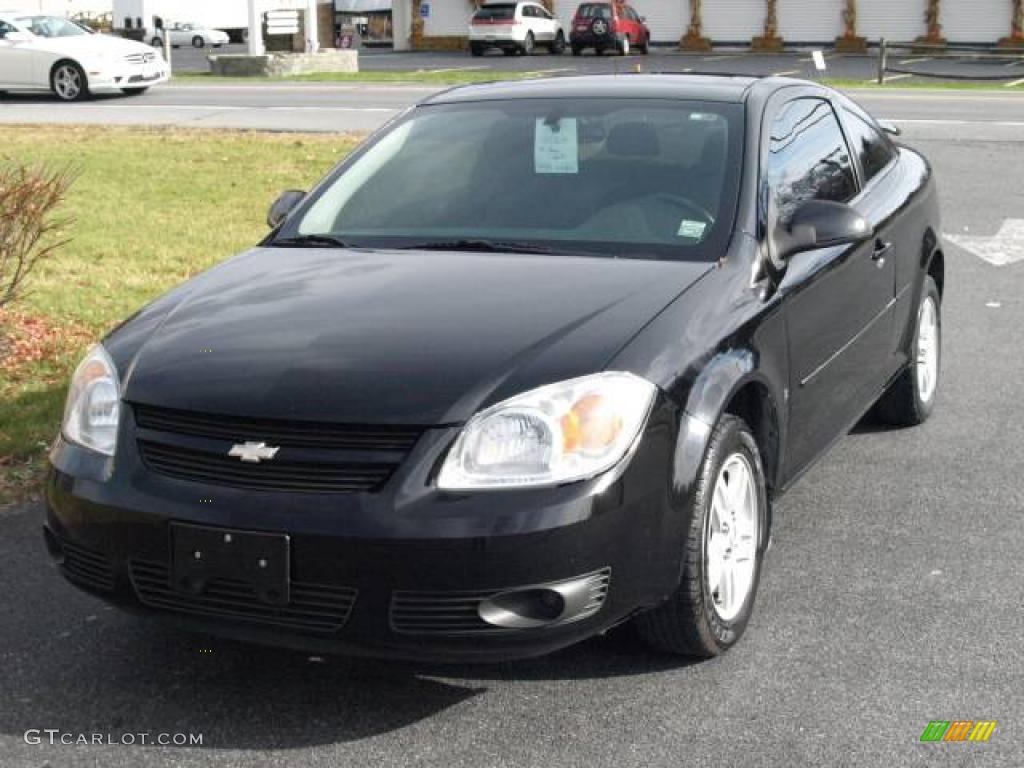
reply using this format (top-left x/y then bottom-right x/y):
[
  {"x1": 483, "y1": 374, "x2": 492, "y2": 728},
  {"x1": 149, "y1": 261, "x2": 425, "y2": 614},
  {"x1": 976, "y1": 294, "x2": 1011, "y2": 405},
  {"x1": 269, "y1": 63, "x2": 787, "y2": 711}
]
[
  {"x1": 284, "y1": 98, "x2": 743, "y2": 261},
  {"x1": 16, "y1": 15, "x2": 89, "y2": 37}
]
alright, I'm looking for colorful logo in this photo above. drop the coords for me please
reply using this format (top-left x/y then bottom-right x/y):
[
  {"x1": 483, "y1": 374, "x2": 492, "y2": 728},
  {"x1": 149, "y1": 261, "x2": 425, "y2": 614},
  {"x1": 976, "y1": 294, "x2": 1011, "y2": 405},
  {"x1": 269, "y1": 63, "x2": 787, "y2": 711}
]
[{"x1": 920, "y1": 721, "x2": 997, "y2": 742}]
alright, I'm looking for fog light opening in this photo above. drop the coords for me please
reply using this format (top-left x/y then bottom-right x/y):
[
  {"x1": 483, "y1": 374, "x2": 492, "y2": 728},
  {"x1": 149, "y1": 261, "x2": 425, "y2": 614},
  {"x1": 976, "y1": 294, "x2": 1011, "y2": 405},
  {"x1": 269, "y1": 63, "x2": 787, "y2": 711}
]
[{"x1": 478, "y1": 588, "x2": 566, "y2": 629}]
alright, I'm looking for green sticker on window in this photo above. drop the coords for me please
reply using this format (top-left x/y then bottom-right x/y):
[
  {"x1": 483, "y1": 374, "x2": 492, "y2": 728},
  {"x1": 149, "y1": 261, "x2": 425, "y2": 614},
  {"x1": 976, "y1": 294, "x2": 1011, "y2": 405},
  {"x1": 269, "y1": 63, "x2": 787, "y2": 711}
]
[{"x1": 677, "y1": 219, "x2": 707, "y2": 240}]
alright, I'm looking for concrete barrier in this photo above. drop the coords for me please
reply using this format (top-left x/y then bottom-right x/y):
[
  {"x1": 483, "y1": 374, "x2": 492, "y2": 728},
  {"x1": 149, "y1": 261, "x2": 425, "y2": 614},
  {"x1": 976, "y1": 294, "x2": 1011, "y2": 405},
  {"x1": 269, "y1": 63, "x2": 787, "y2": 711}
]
[{"x1": 209, "y1": 50, "x2": 359, "y2": 77}]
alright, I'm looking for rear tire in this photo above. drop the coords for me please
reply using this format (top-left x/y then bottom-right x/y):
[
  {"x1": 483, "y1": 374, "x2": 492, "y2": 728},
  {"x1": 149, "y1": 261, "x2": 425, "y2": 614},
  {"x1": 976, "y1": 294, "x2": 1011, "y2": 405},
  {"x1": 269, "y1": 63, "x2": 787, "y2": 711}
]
[
  {"x1": 571, "y1": 44, "x2": 582, "y2": 56},
  {"x1": 619, "y1": 35, "x2": 630, "y2": 55},
  {"x1": 635, "y1": 415, "x2": 768, "y2": 657},
  {"x1": 502, "y1": 47, "x2": 516, "y2": 56},
  {"x1": 192, "y1": 35, "x2": 204, "y2": 48},
  {"x1": 470, "y1": 43, "x2": 485, "y2": 56},
  {"x1": 150, "y1": 36, "x2": 163, "y2": 47},
  {"x1": 875, "y1": 276, "x2": 941, "y2": 426},
  {"x1": 639, "y1": 35, "x2": 649, "y2": 54},
  {"x1": 521, "y1": 31, "x2": 535, "y2": 55},
  {"x1": 550, "y1": 31, "x2": 565, "y2": 54},
  {"x1": 51, "y1": 61, "x2": 88, "y2": 102}
]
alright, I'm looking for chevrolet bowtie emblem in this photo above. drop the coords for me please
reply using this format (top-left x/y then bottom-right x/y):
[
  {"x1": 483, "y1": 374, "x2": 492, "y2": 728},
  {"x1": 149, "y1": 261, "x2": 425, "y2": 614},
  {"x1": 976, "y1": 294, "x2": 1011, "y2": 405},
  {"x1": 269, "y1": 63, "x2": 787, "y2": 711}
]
[{"x1": 228, "y1": 441, "x2": 280, "y2": 463}]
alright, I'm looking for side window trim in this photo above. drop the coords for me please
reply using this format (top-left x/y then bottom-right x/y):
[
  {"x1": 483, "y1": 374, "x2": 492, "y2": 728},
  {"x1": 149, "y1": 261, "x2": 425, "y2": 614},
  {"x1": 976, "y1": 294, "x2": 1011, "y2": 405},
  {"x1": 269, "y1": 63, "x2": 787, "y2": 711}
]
[{"x1": 839, "y1": 106, "x2": 898, "y2": 195}]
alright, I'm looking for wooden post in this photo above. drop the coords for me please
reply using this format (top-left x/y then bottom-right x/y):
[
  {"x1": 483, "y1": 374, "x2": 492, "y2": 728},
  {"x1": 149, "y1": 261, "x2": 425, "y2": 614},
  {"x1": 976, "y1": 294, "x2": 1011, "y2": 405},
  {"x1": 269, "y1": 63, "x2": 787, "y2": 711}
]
[{"x1": 877, "y1": 38, "x2": 887, "y2": 85}]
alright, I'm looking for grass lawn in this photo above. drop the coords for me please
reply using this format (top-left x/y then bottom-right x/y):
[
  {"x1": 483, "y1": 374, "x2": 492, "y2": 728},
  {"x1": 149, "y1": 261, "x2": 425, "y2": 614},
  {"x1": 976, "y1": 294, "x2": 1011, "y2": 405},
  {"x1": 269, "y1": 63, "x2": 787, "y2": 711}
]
[{"x1": 0, "y1": 125, "x2": 360, "y2": 505}]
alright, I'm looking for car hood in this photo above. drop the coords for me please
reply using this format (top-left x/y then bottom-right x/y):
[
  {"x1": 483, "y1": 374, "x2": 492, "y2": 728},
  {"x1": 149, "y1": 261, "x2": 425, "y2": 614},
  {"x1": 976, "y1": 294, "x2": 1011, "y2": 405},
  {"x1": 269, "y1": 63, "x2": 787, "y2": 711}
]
[
  {"x1": 119, "y1": 247, "x2": 711, "y2": 425},
  {"x1": 28, "y1": 33, "x2": 152, "y2": 58}
]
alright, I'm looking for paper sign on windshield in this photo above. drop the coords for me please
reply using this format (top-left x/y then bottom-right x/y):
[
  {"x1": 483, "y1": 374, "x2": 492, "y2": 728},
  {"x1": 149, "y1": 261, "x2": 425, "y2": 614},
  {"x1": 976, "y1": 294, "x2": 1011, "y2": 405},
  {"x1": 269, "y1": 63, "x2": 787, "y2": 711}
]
[{"x1": 535, "y1": 118, "x2": 579, "y2": 174}]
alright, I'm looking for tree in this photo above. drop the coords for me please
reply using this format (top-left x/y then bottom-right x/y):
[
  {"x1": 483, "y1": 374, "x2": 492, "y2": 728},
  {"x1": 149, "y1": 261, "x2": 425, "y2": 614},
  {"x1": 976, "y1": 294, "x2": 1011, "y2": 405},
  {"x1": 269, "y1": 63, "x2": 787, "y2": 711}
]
[
  {"x1": 842, "y1": 0, "x2": 857, "y2": 39},
  {"x1": 0, "y1": 164, "x2": 75, "y2": 311},
  {"x1": 1013, "y1": 0, "x2": 1024, "y2": 40},
  {"x1": 687, "y1": 0, "x2": 704, "y2": 39},
  {"x1": 924, "y1": 0, "x2": 942, "y2": 42},
  {"x1": 764, "y1": 0, "x2": 779, "y2": 39}
]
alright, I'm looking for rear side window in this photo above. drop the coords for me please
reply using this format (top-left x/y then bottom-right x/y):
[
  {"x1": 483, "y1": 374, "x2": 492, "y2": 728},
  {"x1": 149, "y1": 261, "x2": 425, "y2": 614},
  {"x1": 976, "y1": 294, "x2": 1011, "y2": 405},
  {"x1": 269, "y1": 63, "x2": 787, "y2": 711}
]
[
  {"x1": 765, "y1": 98, "x2": 857, "y2": 223},
  {"x1": 842, "y1": 109, "x2": 895, "y2": 183},
  {"x1": 577, "y1": 4, "x2": 613, "y2": 19},
  {"x1": 474, "y1": 4, "x2": 516, "y2": 21},
  {"x1": 0, "y1": 20, "x2": 15, "y2": 38}
]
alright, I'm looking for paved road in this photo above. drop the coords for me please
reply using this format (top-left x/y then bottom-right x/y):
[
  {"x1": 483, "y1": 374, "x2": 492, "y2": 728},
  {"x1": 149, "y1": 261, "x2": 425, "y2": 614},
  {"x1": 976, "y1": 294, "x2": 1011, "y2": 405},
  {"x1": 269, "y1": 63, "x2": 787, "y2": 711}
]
[
  {"x1": 1, "y1": 96, "x2": 1023, "y2": 767},
  {"x1": 2, "y1": 82, "x2": 1024, "y2": 138}
]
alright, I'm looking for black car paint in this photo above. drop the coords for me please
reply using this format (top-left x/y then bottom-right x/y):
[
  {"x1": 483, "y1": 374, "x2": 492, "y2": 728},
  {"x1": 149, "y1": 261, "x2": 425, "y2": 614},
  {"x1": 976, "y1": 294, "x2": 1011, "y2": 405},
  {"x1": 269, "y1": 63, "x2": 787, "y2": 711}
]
[{"x1": 46, "y1": 76, "x2": 942, "y2": 661}]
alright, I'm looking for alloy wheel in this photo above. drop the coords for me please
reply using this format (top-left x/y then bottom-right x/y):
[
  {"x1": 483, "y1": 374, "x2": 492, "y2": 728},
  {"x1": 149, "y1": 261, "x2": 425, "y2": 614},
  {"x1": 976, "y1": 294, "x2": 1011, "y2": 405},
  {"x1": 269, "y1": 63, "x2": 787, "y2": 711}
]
[
  {"x1": 706, "y1": 453, "x2": 759, "y2": 621},
  {"x1": 916, "y1": 295, "x2": 939, "y2": 403},
  {"x1": 53, "y1": 65, "x2": 82, "y2": 101}
]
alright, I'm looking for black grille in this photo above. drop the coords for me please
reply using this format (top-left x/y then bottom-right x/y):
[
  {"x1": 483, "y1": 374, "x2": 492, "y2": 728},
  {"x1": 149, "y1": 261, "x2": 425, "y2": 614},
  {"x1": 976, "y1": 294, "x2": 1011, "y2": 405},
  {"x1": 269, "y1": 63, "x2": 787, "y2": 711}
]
[
  {"x1": 133, "y1": 403, "x2": 423, "y2": 451},
  {"x1": 130, "y1": 560, "x2": 357, "y2": 634},
  {"x1": 138, "y1": 440, "x2": 393, "y2": 493},
  {"x1": 61, "y1": 540, "x2": 116, "y2": 592},
  {"x1": 133, "y1": 403, "x2": 424, "y2": 493},
  {"x1": 390, "y1": 570, "x2": 611, "y2": 636}
]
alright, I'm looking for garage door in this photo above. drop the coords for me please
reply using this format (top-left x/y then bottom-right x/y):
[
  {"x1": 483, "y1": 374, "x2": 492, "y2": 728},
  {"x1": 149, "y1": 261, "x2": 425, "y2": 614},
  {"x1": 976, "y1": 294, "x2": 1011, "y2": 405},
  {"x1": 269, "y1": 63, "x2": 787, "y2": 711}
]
[
  {"x1": 423, "y1": 0, "x2": 471, "y2": 37},
  {"x1": 703, "y1": 0, "x2": 764, "y2": 44},
  {"x1": 552, "y1": 1, "x2": 687, "y2": 43},
  {"x1": 858, "y1": 0, "x2": 925, "y2": 42},
  {"x1": 942, "y1": 0, "x2": 1009, "y2": 43},
  {"x1": 777, "y1": 0, "x2": 842, "y2": 43}
]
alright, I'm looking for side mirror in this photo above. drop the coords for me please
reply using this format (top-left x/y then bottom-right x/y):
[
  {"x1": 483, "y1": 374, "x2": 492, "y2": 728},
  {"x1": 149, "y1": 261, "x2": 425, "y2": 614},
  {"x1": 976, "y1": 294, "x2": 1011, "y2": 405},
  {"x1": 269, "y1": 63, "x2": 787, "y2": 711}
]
[
  {"x1": 267, "y1": 189, "x2": 305, "y2": 229},
  {"x1": 877, "y1": 119, "x2": 901, "y2": 137},
  {"x1": 775, "y1": 199, "x2": 872, "y2": 262}
]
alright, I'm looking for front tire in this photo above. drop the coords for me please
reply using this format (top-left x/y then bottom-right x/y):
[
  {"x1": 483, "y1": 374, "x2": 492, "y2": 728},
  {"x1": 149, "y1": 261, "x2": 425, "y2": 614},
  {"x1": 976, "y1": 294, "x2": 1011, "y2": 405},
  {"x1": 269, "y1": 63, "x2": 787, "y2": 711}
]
[
  {"x1": 549, "y1": 31, "x2": 565, "y2": 54},
  {"x1": 470, "y1": 43, "x2": 485, "y2": 56},
  {"x1": 521, "y1": 31, "x2": 535, "y2": 55},
  {"x1": 150, "y1": 36, "x2": 163, "y2": 47},
  {"x1": 192, "y1": 35, "x2": 205, "y2": 48},
  {"x1": 51, "y1": 61, "x2": 88, "y2": 102},
  {"x1": 875, "y1": 275, "x2": 941, "y2": 426},
  {"x1": 619, "y1": 35, "x2": 630, "y2": 55},
  {"x1": 636, "y1": 415, "x2": 768, "y2": 657}
]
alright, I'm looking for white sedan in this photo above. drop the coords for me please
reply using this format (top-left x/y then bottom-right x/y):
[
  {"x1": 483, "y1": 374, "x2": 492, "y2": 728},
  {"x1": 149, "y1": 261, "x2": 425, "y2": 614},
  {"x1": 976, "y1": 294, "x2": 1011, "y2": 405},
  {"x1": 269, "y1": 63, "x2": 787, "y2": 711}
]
[
  {"x1": 151, "y1": 22, "x2": 230, "y2": 49},
  {"x1": 0, "y1": 14, "x2": 167, "y2": 100}
]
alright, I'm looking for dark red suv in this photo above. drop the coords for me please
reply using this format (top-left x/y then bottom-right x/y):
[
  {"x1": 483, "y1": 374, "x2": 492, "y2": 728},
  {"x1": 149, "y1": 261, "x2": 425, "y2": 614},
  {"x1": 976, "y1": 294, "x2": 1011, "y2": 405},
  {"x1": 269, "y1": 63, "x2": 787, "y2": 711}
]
[{"x1": 569, "y1": 2, "x2": 650, "y2": 56}]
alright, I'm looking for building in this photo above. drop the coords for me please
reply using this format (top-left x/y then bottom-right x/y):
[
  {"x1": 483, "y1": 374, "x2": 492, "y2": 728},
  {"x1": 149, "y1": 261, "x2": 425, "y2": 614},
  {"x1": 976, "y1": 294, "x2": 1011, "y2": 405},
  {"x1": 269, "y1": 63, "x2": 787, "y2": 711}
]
[{"x1": 400, "y1": 0, "x2": 1019, "y2": 50}]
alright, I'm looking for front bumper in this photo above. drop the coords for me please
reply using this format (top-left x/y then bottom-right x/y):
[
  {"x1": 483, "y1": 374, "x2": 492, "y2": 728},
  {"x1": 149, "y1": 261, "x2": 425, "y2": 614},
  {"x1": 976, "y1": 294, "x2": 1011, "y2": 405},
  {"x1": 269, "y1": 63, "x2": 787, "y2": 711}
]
[
  {"x1": 87, "y1": 62, "x2": 168, "y2": 92},
  {"x1": 45, "y1": 400, "x2": 687, "y2": 662}
]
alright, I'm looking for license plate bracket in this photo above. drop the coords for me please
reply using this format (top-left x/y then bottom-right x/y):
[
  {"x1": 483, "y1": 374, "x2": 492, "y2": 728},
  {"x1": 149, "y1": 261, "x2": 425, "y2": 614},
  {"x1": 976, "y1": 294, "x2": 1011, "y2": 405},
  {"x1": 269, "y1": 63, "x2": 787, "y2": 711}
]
[{"x1": 171, "y1": 523, "x2": 290, "y2": 605}]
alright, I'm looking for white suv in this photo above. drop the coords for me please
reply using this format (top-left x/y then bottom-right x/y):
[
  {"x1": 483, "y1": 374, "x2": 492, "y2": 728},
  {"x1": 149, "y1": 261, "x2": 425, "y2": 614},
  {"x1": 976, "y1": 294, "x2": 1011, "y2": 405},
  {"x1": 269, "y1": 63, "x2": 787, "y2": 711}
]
[{"x1": 469, "y1": 1, "x2": 565, "y2": 56}]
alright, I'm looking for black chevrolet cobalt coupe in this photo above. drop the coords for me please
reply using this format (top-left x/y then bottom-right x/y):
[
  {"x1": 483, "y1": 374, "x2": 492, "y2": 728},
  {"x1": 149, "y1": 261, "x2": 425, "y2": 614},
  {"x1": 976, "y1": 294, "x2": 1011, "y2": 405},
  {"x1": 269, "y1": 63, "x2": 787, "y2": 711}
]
[{"x1": 47, "y1": 75, "x2": 943, "y2": 661}]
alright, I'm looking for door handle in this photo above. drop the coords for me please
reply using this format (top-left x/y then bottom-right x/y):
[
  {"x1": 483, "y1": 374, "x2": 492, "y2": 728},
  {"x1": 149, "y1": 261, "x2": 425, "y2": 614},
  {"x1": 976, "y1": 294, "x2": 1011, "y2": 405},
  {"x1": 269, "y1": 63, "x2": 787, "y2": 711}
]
[{"x1": 872, "y1": 240, "x2": 893, "y2": 268}]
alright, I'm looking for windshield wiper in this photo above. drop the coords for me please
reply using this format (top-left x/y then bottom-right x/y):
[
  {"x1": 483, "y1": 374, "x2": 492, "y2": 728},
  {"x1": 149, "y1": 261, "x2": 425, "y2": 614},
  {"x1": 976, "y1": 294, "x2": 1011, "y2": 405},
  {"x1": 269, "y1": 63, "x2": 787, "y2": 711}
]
[
  {"x1": 394, "y1": 239, "x2": 578, "y2": 256},
  {"x1": 271, "y1": 234, "x2": 353, "y2": 249}
]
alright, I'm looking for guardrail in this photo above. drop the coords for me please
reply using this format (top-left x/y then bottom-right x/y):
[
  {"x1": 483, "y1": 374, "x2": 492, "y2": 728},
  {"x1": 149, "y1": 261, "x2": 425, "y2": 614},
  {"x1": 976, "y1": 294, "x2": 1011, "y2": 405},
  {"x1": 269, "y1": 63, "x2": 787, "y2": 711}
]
[{"x1": 877, "y1": 39, "x2": 1024, "y2": 84}]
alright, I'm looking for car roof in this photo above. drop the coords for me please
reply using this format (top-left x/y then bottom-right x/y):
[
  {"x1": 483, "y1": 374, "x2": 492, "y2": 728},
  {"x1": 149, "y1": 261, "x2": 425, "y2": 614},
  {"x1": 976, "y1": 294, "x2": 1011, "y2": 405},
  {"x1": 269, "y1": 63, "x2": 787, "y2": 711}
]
[{"x1": 423, "y1": 73, "x2": 766, "y2": 106}]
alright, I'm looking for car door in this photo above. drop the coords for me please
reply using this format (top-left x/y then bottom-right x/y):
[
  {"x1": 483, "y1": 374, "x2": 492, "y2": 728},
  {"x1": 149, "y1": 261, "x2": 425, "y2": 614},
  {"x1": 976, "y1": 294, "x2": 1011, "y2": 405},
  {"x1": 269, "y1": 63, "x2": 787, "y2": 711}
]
[
  {"x1": 0, "y1": 19, "x2": 35, "y2": 86},
  {"x1": 837, "y1": 98, "x2": 913, "y2": 369},
  {"x1": 766, "y1": 95, "x2": 897, "y2": 477},
  {"x1": 622, "y1": 6, "x2": 641, "y2": 43}
]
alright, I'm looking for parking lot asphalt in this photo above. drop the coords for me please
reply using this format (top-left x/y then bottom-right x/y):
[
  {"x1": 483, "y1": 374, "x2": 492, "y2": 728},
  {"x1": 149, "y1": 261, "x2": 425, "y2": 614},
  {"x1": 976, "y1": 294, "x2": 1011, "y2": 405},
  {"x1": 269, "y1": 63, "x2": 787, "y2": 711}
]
[
  {"x1": 1, "y1": 97, "x2": 1023, "y2": 766},
  {"x1": 169, "y1": 42, "x2": 1024, "y2": 85}
]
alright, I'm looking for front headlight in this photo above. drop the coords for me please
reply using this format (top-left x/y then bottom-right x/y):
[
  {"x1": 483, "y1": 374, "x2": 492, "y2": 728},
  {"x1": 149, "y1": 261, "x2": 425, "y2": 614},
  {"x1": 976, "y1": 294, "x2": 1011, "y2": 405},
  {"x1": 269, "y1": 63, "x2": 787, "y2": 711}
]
[
  {"x1": 437, "y1": 372, "x2": 657, "y2": 490},
  {"x1": 61, "y1": 344, "x2": 121, "y2": 456}
]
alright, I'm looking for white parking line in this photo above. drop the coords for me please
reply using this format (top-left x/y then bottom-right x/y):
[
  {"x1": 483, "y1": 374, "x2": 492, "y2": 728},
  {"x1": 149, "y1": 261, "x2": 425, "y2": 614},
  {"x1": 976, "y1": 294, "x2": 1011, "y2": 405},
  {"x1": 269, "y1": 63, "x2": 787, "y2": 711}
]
[
  {"x1": 773, "y1": 69, "x2": 801, "y2": 77},
  {"x1": 702, "y1": 55, "x2": 735, "y2": 61},
  {"x1": 1005, "y1": 77, "x2": 1024, "y2": 88},
  {"x1": 891, "y1": 118, "x2": 1024, "y2": 127},
  {"x1": 881, "y1": 73, "x2": 913, "y2": 82},
  {"x1": 898, "y1": 57, "x2": 931, "y2": 65}
]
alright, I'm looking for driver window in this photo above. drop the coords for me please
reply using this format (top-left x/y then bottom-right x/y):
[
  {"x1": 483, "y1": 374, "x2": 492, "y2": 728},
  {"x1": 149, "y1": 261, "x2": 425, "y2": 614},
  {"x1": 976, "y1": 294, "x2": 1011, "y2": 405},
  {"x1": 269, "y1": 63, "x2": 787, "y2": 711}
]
[
  {"x1": 765, "y1": 98, "x2": 856, "y2": 224},
  {"x1": 0, "y1": 20, "x2": 14, "y2": 38}
]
